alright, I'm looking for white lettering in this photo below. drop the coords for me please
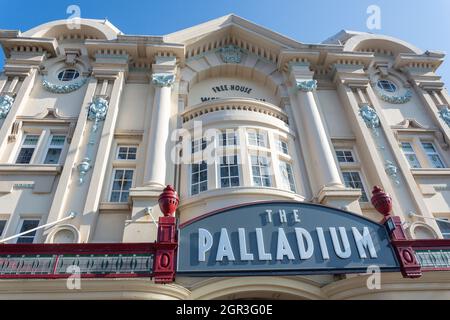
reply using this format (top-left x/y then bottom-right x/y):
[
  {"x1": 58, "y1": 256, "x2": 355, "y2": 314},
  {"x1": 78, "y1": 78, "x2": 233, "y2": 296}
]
[
  {"x1": 198, "y1": 228, "x2": 213, "y2": 262},
  {"x1": 316, "y1": 227, "x2": 330, "y2": 260},
  {"x1": 293, "y1": 210, "x2": 301, "y2": 223},
  {"x1": 276, "y1": 228, "x2": 295, "y2": 260},
  {"x1": 295, "y1": 228, "x2": 314, "y2": 259},
  {"x1": 352, "y1": 227, "x2": 378, "y2": 258},
  {"x1": 256, "y1": 228, "x2": 272, "y2": 260},
  {"x1": 266, "y1": 209, "x2": 273, "y2": 223},
  {"x1": 279, "y1": 210, "x2": 287, "y2": 223},
  {"x1": 216, "y1": 228, "x2": 235, "y2": 261},
  {"x1": 330, "y1": 227, "x2": 352, "y2": 259},
  {"x1": 238, "y1": 228, "x2": 254, "y2": 261}
]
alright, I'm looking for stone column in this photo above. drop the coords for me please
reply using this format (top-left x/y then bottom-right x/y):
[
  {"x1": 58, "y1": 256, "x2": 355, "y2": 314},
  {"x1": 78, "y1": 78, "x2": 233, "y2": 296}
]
[
  {"x1": 289, "y1": 63, "x2": 361, "y2": 212},
  {"x1": 144, "y1": 57, "x2": 177, "y2": 189},
  {"x1": 289, "y1": 64, "x2": 343, "y2": 190}
]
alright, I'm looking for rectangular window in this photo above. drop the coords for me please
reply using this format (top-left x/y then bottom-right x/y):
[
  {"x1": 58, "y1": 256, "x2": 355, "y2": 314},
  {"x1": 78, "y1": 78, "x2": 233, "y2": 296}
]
[
  {"x1": 277, "y1": 140, "x2": 289, "y2": 155},
  {"x1": 16, "y1": 219, "x2": 40, "y2": 244},
  {"x1": 247, "y1": 131, "x2": 268, "y2": 148},
  {"x1": 109, "y1": 169, "x2": 134, "y2": 203},
  {"x1": 16, "y1": 135, "x2": 39, "y2": 164},
  {"x1": 342, "y1": 171, "x2": 369, "y2": 202},
  {"x1": 401, "y1": 142, "x2": 421, "y2": 168},
  {"x1": 422, "y1": 142, "x2": 445, "y2": 168},
  {"x1": 335, "y1": 150, "x2": 355, "y2": 163},
  {"x1": 437, "y1": 218, "x2": 450, "y2": 239},
  {"x1": 116, "y1": 145, "x2": 137, "y2": 160},
  {"x1": 191, "y1": 161, "x2": 208, "y2": 195},
  {"x1": 191, "y1": 138, "x2": 207, "y2": 154},
  {"x1": 251, "y1": 155, "x2": 272, "y2": 187},
  {"x1": 0, "y1": 220, "x2": 6, "y2": 237},
  {"x1": 219, "y1": 130, "x2": 238, "y2": 146},
  {"x1": 220, "y1": 155, "x2": 240, "y2": 188},
  {"x1": 279, "y1": 161, "x2": 296, "y2": 192},
  {"x1": 43, "y1": 135, "x2": 66, "y2": 164}
]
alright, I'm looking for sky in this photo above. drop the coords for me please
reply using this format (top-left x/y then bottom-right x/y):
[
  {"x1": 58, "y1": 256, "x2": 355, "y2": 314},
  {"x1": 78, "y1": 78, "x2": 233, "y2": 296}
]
[{"x1": 0, "y1": 0, "x2": 449, "y2": 84}]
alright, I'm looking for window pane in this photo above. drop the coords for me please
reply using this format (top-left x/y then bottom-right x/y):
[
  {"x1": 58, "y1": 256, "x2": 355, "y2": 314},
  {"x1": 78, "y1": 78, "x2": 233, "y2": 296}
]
[
  {"x1": 110, "y1": 191, "x2": 120, "y2": 202},
  {"x1": 50, "y1": 136, "x2": 66, "y2": 146},
  {"x1": 17, "y1": 220, "x2": 40, "y2": 244},
  {"x1": 44, "y1": 148, "x2": 62, "y2": 164},
  {"x1": 0, "y1": 220, "x2": 6, "y2": 236},
  {"x1": 23, "y1": 135, "x2": 39, "y2": 146},
  {"x1": 16, "y1": 148, "x2": 35, "y2": 164}
]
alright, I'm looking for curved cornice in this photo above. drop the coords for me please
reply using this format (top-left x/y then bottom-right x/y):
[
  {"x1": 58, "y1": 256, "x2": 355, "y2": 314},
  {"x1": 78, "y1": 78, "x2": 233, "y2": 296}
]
[{"x1": 181, "y1": 98, "x2": 289, "y2": 124}]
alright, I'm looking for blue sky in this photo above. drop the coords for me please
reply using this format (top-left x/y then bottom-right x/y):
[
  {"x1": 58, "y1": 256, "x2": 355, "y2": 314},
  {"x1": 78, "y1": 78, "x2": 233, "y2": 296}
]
[{"x1": 1, "y1": 0, "x2": 449, "y2": 84}]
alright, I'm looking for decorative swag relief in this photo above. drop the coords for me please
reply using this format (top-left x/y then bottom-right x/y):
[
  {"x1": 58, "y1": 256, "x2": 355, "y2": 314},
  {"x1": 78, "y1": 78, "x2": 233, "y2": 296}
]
[
  {"x1": 438, "y1": 105, "x2": 450, "y2": 127},
  {"x1": 218, "y1": 45, "x2": 242, "y2": 64},
  {"x1": 42, "y1": 77, "x2": 88, "y2": 94},
  {"x1": 359, "y1": 103, "x2": 400, "y2": 185},
  {"x1": 0, "y1": 94, "x2": 15, "y2": 119},
  {"x1": 77, "y1": 97, "x2": 110, "y2": 184}
]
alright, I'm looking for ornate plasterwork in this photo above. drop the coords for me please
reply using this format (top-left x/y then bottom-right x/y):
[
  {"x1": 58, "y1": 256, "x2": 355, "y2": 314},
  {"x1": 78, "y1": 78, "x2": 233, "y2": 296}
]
[
  {"x1": 77, "y1": 157, "x2": 92, "y2": 184},
  {"x1": 0, "y1": 94, "x2": 15, "y2": 119},
  {"x1": 42, "y1": 77, "x2": 88, "y2": 94},
  {"x1": 376, "y1": 88, "x2": 413, "y2": 104},
  {"x1": 151, "y1": 73, "x2": 175, "y2": 87},
  {"x1": 385, "y1": 160, "x2": 400, "y2": 185},
  {"x1": 359, "y1": 104, "x2": 380, "y2": 130},
  {"x1": 438, "y1": 105, "x2": 450, "y2": 127},
  {"x1": 295, "y1": 80, "x2": 317, "y2": 92},
  {"x1": 88, "y1": 97, "x2": 109, "y2": 133},
  {"x1": 218, "y1": 45, "x2": 242, "y2": 64}
]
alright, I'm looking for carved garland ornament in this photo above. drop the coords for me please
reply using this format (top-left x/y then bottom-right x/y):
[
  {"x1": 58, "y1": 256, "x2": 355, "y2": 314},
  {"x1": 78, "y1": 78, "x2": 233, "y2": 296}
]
[
  {"x1": 42, "y1": 77, "x2": 88, "y2": 94},
  {"x1": 438, "y1": 106, "x2": 450, "y2": 127},
  {"x1": 218, "y1": 45, "x2": 242, "y2": 64},
  {"x1": 0, "y1": 94, "x2": 15, "y2": 119}
]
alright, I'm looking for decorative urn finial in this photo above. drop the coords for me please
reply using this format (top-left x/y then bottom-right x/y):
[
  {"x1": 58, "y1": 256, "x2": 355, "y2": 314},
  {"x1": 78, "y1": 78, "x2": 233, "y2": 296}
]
[
  {"x1": 158, "y1": 185, "x2": 179, "y2": 217},
  {"x1": 371, "y1": 186, "x2": 392, "y2": 217}
]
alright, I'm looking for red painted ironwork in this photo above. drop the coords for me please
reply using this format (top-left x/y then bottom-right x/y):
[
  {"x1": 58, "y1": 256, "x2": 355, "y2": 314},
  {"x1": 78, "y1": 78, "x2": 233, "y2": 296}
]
[
  {"x1": 371, "y1": 185, "x2": 392, "y2": 217},
  {"x1": 158, "y1": 185, "x2": 179, "y2": 217},
  {"x1": 153, "y1": 185, "x2": 179, "y2": 283},
  {"x1": 371, "y1": 186, "x2": 422, "y2": 278}
]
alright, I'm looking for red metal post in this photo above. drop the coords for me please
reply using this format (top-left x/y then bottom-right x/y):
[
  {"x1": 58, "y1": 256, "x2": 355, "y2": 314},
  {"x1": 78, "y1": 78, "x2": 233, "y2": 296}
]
[
  {"x1": 153, "y1": 185, "x2": 179, "y2": 284},
  {"x1": 371, "y1": 186, "x2": 422, "y2": 278}
]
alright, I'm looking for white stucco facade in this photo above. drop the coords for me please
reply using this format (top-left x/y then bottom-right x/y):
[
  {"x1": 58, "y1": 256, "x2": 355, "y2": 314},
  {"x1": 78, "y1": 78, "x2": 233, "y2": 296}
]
[{"x1": 0, "y1": 14, "x2": 450, "y2": 299}]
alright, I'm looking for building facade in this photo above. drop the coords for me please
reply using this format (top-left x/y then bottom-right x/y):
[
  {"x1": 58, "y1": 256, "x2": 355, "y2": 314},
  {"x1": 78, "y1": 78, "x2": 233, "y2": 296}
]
[{"x1": 0, "y1": 15, "x2": 450, "y2": 299}]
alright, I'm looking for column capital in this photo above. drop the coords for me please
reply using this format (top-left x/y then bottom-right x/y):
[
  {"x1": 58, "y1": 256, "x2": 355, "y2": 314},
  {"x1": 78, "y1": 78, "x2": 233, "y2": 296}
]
[
  {"x1": 295, "y1": 79, "x2": 317, "y2": 92},
  {"x1": 151, "y1": 73, "x2": 176, "y2": 87}
]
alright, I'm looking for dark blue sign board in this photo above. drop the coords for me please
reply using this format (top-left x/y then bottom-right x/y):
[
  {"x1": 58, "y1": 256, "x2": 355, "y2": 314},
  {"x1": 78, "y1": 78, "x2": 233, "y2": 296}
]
[{"x1": 177, "y1": 201, "x2": 400, "y2": 275}]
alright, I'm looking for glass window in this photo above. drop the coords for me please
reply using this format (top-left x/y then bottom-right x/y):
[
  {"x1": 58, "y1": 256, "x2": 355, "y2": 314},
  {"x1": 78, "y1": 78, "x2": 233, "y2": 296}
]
[
  {"x1": 277, "y1": 140, "x2": 289, "y2": 155},
  {"x1": 220, "y1": 155, "x2": 240, "y2": 188},
  {"x1": 16, "y1": 134, "x2": 40, "y2": 164},
  {"x1": 16, "y1": 219, "x2": 40, "y2": 244},
  {"x1": 219, "y1": 130, "x2": 238, "y2": 146},
  {"x1": 0, "y1": 220, "x2": 6, "y2": 237},
  {"x1": 401, "y1": 142, "x2": 421, "y2": 168},
  {"x1": 191, "y1": 161, "x2": 208, "y2": 195},
  {"x1": 117, "y1": 146, "x2": 137, "y2": 160},
  {"x1": 109, "y1": 169, "x2": 134, "y2": 203},
  {"x1": 377, "y1": 80, "x2": 397, "y2": 93},
  {"x1": 279, "y1": 161, "x2": 296, "y2": 192},
  {"x1": 247, "y1": 131, "x2": 268, "y2": 148},
  {"x1": 250, "y1": 155, "x2": 272, "y2": 187},
  {"x1": 422, "y1": 142, "x2": 445, "y2": 168},
  {"x1": 437, "y1": 219, "x2": 450, "y2": 239},
  {"x1": 57, "y1": 69, "x2": 80, "y2": 82},
  {"x1": 335, "y1": 150, "x2": 355, "y2": 163},
  {"x1": 191, "y1": 138, "x2": 207, "y2": 154},
  {"x1": 43, "y1": 135, "x2": 66, "y2": 164},
  {"x1": 342, "y1": 171, "x2": 369, "y2": 202}
]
